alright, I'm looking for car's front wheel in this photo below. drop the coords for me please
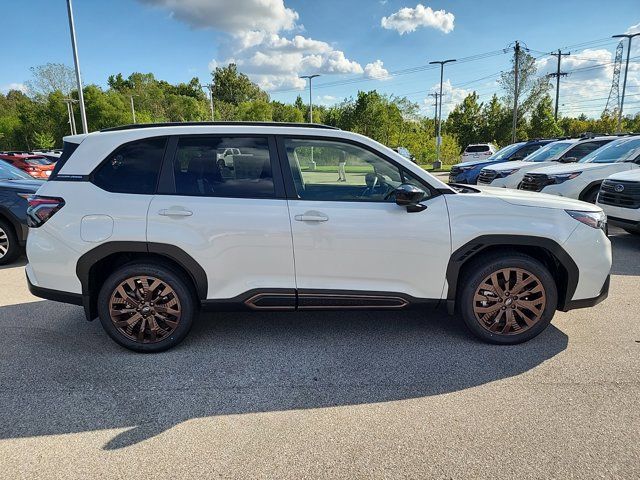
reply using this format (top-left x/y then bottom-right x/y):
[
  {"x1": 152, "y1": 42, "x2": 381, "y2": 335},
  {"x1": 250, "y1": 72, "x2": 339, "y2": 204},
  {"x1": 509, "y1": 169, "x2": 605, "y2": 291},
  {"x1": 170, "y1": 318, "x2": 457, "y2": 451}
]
[
  {"x1": 459, "y1": 252, "x2": 558, "y2": 344},
  {"x1": 97, "y1": 263, "x2": 196, "y2": 352}
]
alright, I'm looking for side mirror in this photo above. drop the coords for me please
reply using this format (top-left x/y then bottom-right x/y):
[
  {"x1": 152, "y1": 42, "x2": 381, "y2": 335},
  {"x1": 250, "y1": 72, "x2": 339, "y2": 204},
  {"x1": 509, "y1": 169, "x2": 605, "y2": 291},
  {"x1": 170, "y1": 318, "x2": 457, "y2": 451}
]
[
  {"x1": 510, "y1": 155, "x2": 524, "y2": 161},
  {"x1": 560, "y1": 156, "x2": 578, "y2": 163},
  {"x1": 394, "y1": 184, "x2": 427, "y2": 212}
]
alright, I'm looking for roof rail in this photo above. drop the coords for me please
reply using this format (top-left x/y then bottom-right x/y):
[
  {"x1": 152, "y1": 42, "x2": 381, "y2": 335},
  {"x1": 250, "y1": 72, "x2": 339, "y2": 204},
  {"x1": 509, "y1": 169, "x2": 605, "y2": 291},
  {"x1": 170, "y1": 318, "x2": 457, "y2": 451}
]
[{"x1": 100, "y1": 121, "x2": 340, "y2": 132}]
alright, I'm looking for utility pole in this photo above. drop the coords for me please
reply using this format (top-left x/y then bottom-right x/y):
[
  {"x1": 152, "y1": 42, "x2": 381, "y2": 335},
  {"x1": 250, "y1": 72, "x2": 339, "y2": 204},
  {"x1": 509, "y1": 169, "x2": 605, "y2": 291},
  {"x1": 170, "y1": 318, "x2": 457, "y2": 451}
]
[
  {"x1": 204, "y1": 84, "x2": 215, "y2": 121},
  {"x1": 300, "y1": 74, "x2": 320, "y2": 123},
  {"x1": 612, "y1": 32, "x2": 640, "y2": 132},
  {"x1": 511, "y1": 41, "x2": 520, "y2": 143},
  {"x1": 129, "y1": 95, "x2": 136, "y2": 124},
  {"x1": 547, "y1": 50, "x2": 570, "y2": 120},
  {"x1": 63, "y1": 98, "x2": 78, "y2": 135},
  {"x1": 65, "y1": 0, "x2": 88, "y2": 133},
  {"x1": 428, "y1": 59, "x2": 456, "y2": 169}
]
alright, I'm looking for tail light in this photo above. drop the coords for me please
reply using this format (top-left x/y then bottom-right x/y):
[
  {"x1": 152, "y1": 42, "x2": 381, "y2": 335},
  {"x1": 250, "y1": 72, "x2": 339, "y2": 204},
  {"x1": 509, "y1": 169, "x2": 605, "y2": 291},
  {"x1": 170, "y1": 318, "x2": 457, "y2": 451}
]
[{"x1": 26, "y1": 196, "x2": 65, "y2": 228}]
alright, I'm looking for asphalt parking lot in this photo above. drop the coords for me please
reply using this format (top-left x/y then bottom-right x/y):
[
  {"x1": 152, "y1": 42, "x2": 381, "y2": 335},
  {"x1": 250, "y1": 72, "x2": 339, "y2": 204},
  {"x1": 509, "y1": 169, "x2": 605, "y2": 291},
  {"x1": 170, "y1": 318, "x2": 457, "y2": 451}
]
[{"x1": 1, "y1": 227, "x2": 639, "y2": 479}]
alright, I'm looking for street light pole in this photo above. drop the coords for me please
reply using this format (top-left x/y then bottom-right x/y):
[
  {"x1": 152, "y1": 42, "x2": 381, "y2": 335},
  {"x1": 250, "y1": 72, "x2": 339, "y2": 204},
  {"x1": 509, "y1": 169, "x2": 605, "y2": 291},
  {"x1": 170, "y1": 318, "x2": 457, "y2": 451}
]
[
  {"x1": 65, "y1": 0, "x2": 88, "y2": 133},
  {"x1": 300, "y1": 74, "x2": 320, "y2": 123},
  {"x1": 129, "y1": 95, "x2": 136, "y2": 124},
  {"x1": 612, "y1": 32, "x2": 640, "y2": 132},
  {"x1": 428, "y1": 59, "x2": 456, "y2": 169}
]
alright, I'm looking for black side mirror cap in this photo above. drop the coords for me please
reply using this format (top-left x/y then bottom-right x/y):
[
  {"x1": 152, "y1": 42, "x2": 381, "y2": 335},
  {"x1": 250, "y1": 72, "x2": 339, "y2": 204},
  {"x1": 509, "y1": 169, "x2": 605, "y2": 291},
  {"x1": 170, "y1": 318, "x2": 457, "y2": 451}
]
[{"x1": 394, "y1": 183, "x2": 427, "y2": 212}]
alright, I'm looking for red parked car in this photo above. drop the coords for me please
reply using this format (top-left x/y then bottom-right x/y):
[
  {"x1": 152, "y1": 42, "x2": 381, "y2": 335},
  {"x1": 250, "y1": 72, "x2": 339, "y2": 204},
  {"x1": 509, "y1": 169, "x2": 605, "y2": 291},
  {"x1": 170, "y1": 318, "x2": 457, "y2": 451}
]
[{"x1": 0, "y1": 153, "x2": 54, "y2": 179}]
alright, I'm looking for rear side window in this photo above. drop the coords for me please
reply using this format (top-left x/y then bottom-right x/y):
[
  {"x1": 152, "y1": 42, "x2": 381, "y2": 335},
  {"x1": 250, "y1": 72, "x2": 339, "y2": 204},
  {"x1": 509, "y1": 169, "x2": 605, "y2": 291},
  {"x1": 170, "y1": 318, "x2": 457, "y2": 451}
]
[
  {"x1": 172, "y1": 136, "x2": 275, "y2": 198},
  {"x1": 564, "y1": 141, "x2": 611, "y2": 160},
  {"x1": 93, "y1": 137, "x2": 167, "y2": 194},
  {"x1": 465, "y1": 145, "x2": 490, "y2": 153},
  {"x1": 50, "y1": 141, "x2": 80, "y2": 179}
]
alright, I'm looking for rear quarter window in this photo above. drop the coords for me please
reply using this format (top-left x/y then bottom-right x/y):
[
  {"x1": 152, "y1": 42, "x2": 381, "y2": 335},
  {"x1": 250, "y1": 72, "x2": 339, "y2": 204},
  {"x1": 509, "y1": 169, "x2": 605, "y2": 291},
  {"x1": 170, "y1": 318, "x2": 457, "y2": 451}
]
[
  {"x1": 50, "y1": 141, "x2": 80, "y2": 179},
  {"x1": 93, "y1": 137, "x2": 167, "y2": 194}
]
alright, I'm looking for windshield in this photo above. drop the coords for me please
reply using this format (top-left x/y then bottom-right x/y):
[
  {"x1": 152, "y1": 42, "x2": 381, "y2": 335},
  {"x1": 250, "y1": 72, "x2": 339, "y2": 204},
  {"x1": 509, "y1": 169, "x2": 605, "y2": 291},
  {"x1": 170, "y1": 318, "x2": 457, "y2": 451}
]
[
  {"x1": 24, "y1": 157, "x2": 51, "y2": 166},
  {"x1": 524, "y1": 141, "x2": 573, "y2": 162},
  {"x1": 488, "y1": 142, "x2": 525, "y2": 161},
  {"x1": 0, "y1": 160, "x2": 32, "y2": 180},
  {"x1": 579, "y1": 138, "x2": 640, "y2": 164}
]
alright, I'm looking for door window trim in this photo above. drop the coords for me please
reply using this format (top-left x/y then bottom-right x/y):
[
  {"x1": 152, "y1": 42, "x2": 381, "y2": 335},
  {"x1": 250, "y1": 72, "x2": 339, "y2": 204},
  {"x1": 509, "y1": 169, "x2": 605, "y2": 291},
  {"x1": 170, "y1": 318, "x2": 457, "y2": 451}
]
[
  {"x1": 157, "y1": 134, "x2": 287, "y2": 199},
  {"x1": 274, "y1": 135, "x2": 440, "y2": 202}
]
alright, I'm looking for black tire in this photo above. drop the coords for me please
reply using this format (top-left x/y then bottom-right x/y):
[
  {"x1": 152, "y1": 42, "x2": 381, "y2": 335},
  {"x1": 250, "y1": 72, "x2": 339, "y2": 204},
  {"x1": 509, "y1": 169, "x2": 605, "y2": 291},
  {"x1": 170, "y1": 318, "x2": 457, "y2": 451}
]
[
  {"x1": 582, "y1": 186, "x2": 600, "y2": 204},
  {"x1": 458, "y1": 251, "x2": 558, "y2": 345},
  {"x1": 0, "y1": 218, "x2": 21, "y2": 266},
  {"x1": 97, "y1": 262, "x2": 196, "y2": 352}
]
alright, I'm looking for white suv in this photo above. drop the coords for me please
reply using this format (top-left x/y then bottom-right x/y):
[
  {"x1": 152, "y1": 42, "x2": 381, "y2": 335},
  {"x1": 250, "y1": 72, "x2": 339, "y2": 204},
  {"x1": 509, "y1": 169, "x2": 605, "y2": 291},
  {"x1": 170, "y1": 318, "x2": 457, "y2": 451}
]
[
  {"x1": 519, "y1": 136, "x2": 640, "y2": 203},
  {"x1": 597, "y1": 169, "x2": 640, "y2": 235},
  {"x1": 461, "y1": 143, "x2": 497, "y2": 163},
  {"x1": 478, "y1": 136, "x2": 616, "y2": 188},
  {"x1": 26, "y1": 122, "x2": 611, "y2": 352}
]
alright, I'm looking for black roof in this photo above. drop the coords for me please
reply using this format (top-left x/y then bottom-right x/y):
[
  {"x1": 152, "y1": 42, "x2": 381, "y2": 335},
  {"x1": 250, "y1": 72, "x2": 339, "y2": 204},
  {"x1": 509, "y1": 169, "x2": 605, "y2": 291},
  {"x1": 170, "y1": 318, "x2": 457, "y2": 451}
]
[{"x1": 100, "y1": 121, "x2": 339, "y2": 132}]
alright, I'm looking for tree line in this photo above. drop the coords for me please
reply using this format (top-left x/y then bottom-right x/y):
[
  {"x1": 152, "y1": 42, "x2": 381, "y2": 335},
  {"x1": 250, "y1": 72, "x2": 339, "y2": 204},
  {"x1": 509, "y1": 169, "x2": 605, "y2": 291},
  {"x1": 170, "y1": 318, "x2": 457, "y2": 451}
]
[{"x1": 1, "y1": 55, "x2": 639, "y2": 165}]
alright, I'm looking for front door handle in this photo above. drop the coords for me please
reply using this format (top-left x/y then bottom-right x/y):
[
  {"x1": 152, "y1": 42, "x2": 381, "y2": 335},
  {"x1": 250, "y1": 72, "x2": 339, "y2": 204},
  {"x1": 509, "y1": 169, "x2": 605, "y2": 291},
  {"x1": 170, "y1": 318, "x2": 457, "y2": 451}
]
[
  {"x1": 295, "y1": 211, "x2": 329, "y2": 222},
  {"x1": 159, "y1": 207, "x2": 193, "y2": 217}
]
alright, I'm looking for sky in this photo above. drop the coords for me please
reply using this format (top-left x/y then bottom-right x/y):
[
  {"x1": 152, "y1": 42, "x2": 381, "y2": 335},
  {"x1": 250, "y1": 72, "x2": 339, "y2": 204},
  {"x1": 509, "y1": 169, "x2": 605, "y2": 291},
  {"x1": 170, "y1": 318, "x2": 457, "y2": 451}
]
[{"x1": 2, "y1": 0, "x2": 640, "y2": 118}]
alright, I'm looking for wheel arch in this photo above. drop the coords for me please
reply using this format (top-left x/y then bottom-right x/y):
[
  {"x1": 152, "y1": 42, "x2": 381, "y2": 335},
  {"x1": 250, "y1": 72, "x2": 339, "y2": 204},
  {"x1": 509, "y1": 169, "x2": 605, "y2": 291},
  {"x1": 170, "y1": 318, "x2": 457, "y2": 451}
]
[
  {"x1": 76, "y1": 241, "x2": 208, "y2": 321},
  {"x1": 578, "y1": 180, "x2": 603, "y2": 202},
  {"x1": 445, "y1": 235, "x2": 578, "y2": 314},
  {"x1": 0, "y1": 206, "x2": 24, "y2": 243}
]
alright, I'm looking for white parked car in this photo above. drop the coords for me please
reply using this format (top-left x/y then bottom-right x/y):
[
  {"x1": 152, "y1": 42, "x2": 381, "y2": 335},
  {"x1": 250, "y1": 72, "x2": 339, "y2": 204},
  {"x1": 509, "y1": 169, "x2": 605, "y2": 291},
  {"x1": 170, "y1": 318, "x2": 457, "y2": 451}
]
[
  {"x1": 597, "y1": 169, "x2": 640, "y2": 235},
  {"x1": 478, "y1": 136, "x2": 616, "y2": 188},
  {"x1": 460, "y1": 143, "x2": 497, "y2": 163},
  {"x1": 519, "y1": 136, "x2": 640, "y2": 203},
  {"x1": 26, "y1": 122, "x2": 611, "y2": 352}
]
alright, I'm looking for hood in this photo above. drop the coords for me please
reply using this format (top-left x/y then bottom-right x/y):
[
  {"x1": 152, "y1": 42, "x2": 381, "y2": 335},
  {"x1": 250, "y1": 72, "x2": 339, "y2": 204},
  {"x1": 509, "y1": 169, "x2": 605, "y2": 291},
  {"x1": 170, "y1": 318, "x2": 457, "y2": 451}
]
[
  {"x1": 485, "y1": 160, "x2": 532, "y2": 172},
  {"x1": 606, "y1": 169, "x2": 640, "y2": 182},
  {"x1": 457, "y1": 158, "x2": 501, "y2": 168},
  {"x1": 0, "y1": 178, "x2": 45, "y2": 192},
  {"x1": 527, "y1": 162, "x2": 617, "y2": 175},
  {"x1": 474, "y1": 185, "x2": 601, "y2": 212}
]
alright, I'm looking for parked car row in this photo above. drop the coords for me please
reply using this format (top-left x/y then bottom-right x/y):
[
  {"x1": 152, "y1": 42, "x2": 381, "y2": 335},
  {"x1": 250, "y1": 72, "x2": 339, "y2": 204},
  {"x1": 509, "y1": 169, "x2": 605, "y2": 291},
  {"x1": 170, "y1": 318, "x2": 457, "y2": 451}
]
[{"x1": 0, "y1": 152, "x2": 55, "y2": 179}]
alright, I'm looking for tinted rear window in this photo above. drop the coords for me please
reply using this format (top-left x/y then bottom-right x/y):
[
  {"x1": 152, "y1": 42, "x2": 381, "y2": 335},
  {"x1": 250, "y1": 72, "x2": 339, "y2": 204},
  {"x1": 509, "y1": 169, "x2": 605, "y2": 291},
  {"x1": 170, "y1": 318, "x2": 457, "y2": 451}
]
[
  {"x1": 50, "y1": 141, "x2": 80, "y2": 179},
  {"x1": 465, "y1": 145, "x2": 490, "y2": 153},
  {"x1": 93, "y1": 137, "x2": 167, "y2": 194},
  {"x1": 24, "y1": 157, "x2": 51, "y2": 165}
]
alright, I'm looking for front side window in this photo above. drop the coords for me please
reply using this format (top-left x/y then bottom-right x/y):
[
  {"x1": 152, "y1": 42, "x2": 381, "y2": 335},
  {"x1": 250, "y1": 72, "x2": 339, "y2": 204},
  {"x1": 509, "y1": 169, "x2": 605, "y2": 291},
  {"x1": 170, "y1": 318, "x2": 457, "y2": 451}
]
[
  {"x1": 564, "y1": 141, "x2": 611, "y2": 160},
  {"x1": 173, "y1": 136, "x2": 275, "y2": 198},
  {"x1": 580, "y1": 138, "x2": 640, "y2": 164},
  {"x1": 93, "y1": 137, "x2": 167, "y2": 194},
  {"x1": 283, "y1": 138, "x2": 429, "y2": 202}
]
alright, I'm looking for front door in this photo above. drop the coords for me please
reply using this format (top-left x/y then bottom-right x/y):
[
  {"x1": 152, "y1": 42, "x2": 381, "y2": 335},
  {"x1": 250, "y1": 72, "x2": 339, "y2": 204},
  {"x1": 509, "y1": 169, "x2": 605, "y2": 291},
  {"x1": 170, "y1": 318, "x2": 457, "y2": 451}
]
[
  {"x1": 279, "y1": 137, "x2": 451, "y2": 304},
  {"x1": 147, "y1": 135, "x2": 295, "y2": 304}
]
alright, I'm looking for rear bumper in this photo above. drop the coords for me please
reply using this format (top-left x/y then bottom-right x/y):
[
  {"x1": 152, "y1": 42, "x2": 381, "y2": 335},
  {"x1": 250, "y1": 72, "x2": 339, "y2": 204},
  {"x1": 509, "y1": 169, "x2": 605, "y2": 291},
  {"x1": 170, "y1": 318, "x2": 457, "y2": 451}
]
[
  {"x1": 26, "y1": 270, "x2": 83, "y2": 306},
  {"x1": 561, "y1": 275, "x2": 610, "y2": 311}
]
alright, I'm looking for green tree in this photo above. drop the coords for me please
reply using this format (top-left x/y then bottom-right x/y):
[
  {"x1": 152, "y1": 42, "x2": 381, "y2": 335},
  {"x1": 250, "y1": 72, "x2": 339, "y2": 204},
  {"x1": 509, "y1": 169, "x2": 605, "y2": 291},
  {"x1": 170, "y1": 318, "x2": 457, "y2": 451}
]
[
  {"x1": 528, "y1": 94, "x2": 562, "y2": 138},
  {"x1": 33, "y1": 131, "x2": 55, "y2": 149},
  {"x1": 27, "y1": 63, "x2": 76, "y2": 96},
  {"x1": 212, "y1": 64, "x2": 269, "y2": 106},
  {"x1": 445, "y1": 92, "x2": 483, "y2": 151},
  {"x1": 272, "y1": 102, "x2": 304, "y2": 122},
  {"x1": 499, "y1": 50, "x2": 551, "y2": 117}
]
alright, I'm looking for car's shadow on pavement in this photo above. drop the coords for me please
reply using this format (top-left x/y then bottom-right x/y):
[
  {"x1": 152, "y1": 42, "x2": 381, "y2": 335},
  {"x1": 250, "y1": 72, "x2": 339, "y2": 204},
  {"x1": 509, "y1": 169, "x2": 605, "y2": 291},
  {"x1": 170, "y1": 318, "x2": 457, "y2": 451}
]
[{"x1": 0, "y1": 301, "x2": 568, "y2": 450}]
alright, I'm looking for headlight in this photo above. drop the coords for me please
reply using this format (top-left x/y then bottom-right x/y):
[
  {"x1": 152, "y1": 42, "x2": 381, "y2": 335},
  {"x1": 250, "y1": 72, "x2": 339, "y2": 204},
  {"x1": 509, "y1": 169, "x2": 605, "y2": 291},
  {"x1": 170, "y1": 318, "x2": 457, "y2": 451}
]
[
  {"x1": 550, "y1": 172, "x2": 582, "y2": 184},
  {"x1": 499, "y1": 168, "x2": 520, "y2": 177},
  {"x1": 566, "y1": 210, "x2": 607, "y2": 231}
]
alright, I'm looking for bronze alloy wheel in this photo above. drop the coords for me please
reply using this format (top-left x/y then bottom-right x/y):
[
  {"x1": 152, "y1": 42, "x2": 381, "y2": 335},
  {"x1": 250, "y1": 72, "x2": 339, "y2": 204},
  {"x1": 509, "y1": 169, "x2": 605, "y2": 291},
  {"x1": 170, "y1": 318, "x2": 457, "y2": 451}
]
[
  {"x1": 472, "y1": 267, "x2": 547, "y2": 335},
  {"x1": 0, "y1": 226, "x2": 8, "y2": 259},
  {"x1": 108, "y1": 276, "x2": 181, "y2": 343}
]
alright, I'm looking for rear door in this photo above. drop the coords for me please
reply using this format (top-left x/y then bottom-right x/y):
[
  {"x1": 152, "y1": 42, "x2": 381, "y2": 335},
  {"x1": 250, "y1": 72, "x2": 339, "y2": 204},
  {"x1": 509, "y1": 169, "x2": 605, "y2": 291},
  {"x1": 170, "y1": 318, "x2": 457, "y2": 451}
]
[
  {"x1": 278, "y1": 136, "x2": 451, "y2": 303},
  {"x1": 147, "y1": 135, "x2": 295, "y2": 303}
]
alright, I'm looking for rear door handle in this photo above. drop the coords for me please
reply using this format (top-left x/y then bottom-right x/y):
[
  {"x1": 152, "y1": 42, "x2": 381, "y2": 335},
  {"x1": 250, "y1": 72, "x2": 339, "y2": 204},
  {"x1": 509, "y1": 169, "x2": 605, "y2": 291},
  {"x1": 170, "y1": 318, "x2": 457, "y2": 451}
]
[
  {"x1": 295, "y1": 211, "x2": 329, "y2": 222},
  {"x1": 159, "y1": 207, "x2": 193, "y2": 217}
]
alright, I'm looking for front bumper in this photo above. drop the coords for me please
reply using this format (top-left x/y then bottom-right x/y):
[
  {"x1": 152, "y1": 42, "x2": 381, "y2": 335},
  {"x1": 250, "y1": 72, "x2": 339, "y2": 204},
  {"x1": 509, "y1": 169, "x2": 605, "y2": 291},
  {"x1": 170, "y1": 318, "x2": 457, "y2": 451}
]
[{"x1": 561, "y1": 275, "x2": 610, "y2": 311}]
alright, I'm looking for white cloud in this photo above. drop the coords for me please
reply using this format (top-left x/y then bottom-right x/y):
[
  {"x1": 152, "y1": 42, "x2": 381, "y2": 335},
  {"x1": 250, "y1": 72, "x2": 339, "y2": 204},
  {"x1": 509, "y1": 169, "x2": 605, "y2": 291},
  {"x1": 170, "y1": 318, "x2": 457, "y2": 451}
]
[
  {"x1": 316, "y1": 94, "x2": 338, "y2": 106},
  {"x1": 423, "y1": 79, "x2": 469, "y2": 116},
  {"x1": 0, "y1": 83, "x2": 27, "y2": 94},
  {"x1": 364, "y1": 60, "x2": 391, "y2": 80},
  {"x1": 144, "y1": 0, "x2": 367, "y2": 91},
  {"x1": 381, "y1": 4, "x2": 455, "y2": 35},
  {"x1": 139, "y1": 0, "x2": 298, "y2": 33}
]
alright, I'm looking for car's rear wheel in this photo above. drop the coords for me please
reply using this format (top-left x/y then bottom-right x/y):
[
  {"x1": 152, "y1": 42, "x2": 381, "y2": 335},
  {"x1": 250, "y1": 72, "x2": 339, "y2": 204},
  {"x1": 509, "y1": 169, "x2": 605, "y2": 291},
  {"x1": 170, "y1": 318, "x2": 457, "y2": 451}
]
[
  {"x1": 459, "y1": 252, "x2": 558, "y2": 344},
  {"x1": 0, "y1": 219, "x2": 20, "y2": 266},
  {"x1": 97, "y1": 263, "x2": 196, "y2": 352}
]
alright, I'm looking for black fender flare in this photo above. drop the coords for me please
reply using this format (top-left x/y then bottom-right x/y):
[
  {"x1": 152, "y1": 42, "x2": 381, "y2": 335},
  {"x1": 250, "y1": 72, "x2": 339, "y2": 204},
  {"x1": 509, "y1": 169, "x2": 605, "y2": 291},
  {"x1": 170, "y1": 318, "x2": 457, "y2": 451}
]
[
  {"x1": 0, "y1": 206, "x2": 26, "y2": 244},
  {"x1": 445, "y1": 235, "x2": 579, "y2": 314},
  {"x1": 578, "y1": 181, "x2": 603, "y2": 202},
  {"x1": 76, "y1": 241, "x2": 208, "y2": 320}
]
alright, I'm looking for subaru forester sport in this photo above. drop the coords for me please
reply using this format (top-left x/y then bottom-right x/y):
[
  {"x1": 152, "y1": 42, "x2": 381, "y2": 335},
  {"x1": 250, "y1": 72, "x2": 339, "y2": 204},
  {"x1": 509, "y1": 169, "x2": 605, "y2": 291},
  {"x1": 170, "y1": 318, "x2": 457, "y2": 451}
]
[{"x1": 26, "y1": 122, "x2": 612, "y2": 352}]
